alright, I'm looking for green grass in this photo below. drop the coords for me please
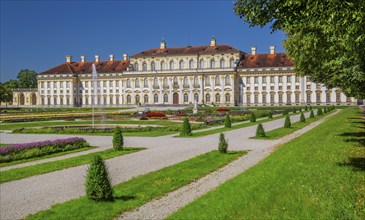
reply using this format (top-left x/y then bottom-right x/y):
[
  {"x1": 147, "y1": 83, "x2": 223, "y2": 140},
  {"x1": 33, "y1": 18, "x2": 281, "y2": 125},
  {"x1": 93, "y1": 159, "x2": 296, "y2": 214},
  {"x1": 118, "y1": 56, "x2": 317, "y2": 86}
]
[
  {"x1": 0, "y1": 143, "x2": 9, "y2": 147},
  {"x1": 26, "y1": 150, "x2": 246, "y2": 220},
  {"x1": 0, "y1": 148, "x2": 142, "y2": 183},
  {"x1": 168, "y1": 107, "x2": 365, "y2": 219}
]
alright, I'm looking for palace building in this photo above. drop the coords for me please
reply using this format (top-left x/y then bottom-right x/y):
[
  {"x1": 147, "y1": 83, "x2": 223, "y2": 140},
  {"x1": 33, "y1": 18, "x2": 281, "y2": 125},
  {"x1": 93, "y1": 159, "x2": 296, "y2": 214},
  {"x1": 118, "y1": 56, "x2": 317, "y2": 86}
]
[{"x1": 17, "y1": 37, "x2": 356, "y2": 107}]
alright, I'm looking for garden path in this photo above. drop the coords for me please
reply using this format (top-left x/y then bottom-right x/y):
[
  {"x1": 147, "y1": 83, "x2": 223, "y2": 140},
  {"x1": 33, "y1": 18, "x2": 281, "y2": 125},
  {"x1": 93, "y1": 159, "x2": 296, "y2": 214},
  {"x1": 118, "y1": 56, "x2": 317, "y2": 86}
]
[{"x1": 0, "y1": 109, "x2": 327, "y2": 220}]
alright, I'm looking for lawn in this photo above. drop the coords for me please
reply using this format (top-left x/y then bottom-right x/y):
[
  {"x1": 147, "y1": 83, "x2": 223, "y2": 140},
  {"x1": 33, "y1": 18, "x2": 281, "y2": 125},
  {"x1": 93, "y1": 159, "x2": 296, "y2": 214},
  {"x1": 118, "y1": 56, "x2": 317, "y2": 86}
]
[
  {"x1": 168, "y1": 107, "x2": 365, "y2": 219},
  {"x1": 0, "y1": 148, "x2": 142, "y2": 183},
  {"x1": 26, "y1": 150, "x2": 246, "y2": 220},
  {"x1": 0, "y1": 143, "x2": 10, "y2": 147}
]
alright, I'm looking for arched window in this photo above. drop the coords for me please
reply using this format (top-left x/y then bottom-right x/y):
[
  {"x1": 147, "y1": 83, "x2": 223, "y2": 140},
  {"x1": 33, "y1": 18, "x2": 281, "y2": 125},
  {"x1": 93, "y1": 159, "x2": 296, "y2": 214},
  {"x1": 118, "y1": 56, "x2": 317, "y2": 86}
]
[
  {"x1": 183, "y1": 93, "x2": 189, "y2": 103},
  {"x1": 173, "y1": 77, "x2": 178, "y2": 86},
  {"x1": 144, "y1": 95, "x2": 148, "y2": 103},
  {"x1": 225, "y1": 93, "x2": 230, "y2": 103},
  {"x1": 135, "y1": 95, "x2": 140, "y2": 104},
  {"x1": 205, "y1": 76, "x2": 210, "y2": 86},
  {"x1": 126, "y1": 79, "x2": 131, "y2": 88},
  {"x1": 163, "y1": 77, "x2": 168, "y2": 87},
  {"x1": 144, "y1": 78, "x2": 148, "y2": 87},
  {"x1": 225, "y1": 75, "x2": 231, "y2": 85},
  {"x1": 170, "y1": 61, "x2": 175, "y2": 70},
  {"x1": 230, "y1": 59, "x2": 235, "y2": 68},
  {"x1": 127, "y1": 95, "x2": 131, "y2": 104},
  {"x1": 154, "y1": 94, "x2": 158, "y2": 103},
  {"x1": 153, "y1": 77, "x2": 158, "y2": 87},
  {"x1": 183, "y1": 76, "x2": 189, "y2": 87},
  {"x1": 220, "y1": 59, "x2": 225, "y2": 68},
  {"x1": 151, "y1": 62, "x2": 155, "y2": 71},
  {"x1": 215, "y1": 93, "x2": 220, "y2": 103},
  {"x1": 206, "y1": 93, "x2": 211, "y2": 103},
  {"x1": 163, "y1": 94, "x2": 168, "y2": 103},
  {"x1": 189, "y1": 60, "x2": 194, "y2": 69},
  {"x1": 210, "y1": 59, "x2": 215, "y2": 68},
  {"x1": 135, "y1": 78, "x2": 140, "y2": 88},
  {"x1": 194, "y1": 93, "x2": 199, "y2": 101},
  {"x1": 134, "y1": 63, "x2": 139, "y2": 71},
  {"x1": 200, "y1": 59, "x2": 204, "y2": 69},
  {"x1": 161, "y1": 61, "x2": 166, "y2": 70},
  {"x1": 215, "y1": 75, "x2": 221, "y2": 85},
  {"x1": 194, "y1": 76, "x2": 199, "y2": 86},
  {"x1": 142, "y1": 62, "x2": 147, "y2": 71},
  {"x1": 179, "y1": 60, "x2": 184, "y2": 70}
]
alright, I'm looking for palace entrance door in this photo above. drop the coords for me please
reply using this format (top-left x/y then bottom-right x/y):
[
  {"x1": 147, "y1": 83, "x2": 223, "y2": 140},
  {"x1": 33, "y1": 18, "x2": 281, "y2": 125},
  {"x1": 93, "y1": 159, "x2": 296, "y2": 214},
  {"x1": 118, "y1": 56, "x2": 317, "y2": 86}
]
[{"x1": 173, "y1": 93, "x2": 179, "y2": 104}]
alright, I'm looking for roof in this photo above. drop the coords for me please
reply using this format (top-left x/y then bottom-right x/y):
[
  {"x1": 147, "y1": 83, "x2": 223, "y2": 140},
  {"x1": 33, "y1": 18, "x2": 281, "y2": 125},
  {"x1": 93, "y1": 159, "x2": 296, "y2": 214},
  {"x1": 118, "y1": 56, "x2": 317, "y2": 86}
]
[
  {"x1": 131, "y1": 44, "x2": 242, "y2": 58},
  {"x1": 39, "y1": 60, "x2": 130, "y2": 75},
  {"x1": 237, "y1": 53, "x2": 293, "y2": 69}
]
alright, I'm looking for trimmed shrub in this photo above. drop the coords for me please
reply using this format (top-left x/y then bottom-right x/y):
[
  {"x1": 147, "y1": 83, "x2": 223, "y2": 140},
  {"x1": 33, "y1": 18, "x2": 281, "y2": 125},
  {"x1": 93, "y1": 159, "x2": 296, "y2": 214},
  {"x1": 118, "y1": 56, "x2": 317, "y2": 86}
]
[
  {"x1": 282, "y1": 110, "x2": 288, "y2": 116},
  {"x1": 218, "y1": 133, "x2": 228, "y2": 153},
  {"x1": 180, "y1": 118, "x2": 192, "y2": 136},
  {"x1": 332, "y1": 105, "x2": 335, "y2": 110},
  {"x1": 300, "y1": 112, "x2": 306, "y2": 122},
  {"x1": 224, "y1": 115, "x2": 232, "y2": 128},
  {"x1": 86, "y1": 155, "x2": 113, "y2": 201},
  {"x1": 268, "y1": 112, "x2": 273, "y2": 119},
  {"x1": 293, "y1": 108, "x2": 297, "y2": 113},
  {"x1": 299, "y1": 108, "x2": 302, "y2": 112},
  {"x1": 317, "y1": 108, "x2": 323, "y2": 116},
  {"x1": 256, "y1": 123, "x2": 266, "y2": 138},
  {"x1": 324, "y1": 108, "x2": 327, "y2": 114},
  {"x1": 284, "y1": 115, "x2": 291, "y2": 128},
  {"x1": 304, "y1": 106, "x2": 308, "y2": 111},
  {"x1": 250, "y1": 113, "x2": 256, "y2": 122},
  {"x1": 112, "y1": 126, "x2": 123, "y2": 151},
  {"x1": 309, "y1": 110, "x2": 315, "y2": 118},
  {"x1": 309, "y1": 106, "x2": 313, "y2": 110}
]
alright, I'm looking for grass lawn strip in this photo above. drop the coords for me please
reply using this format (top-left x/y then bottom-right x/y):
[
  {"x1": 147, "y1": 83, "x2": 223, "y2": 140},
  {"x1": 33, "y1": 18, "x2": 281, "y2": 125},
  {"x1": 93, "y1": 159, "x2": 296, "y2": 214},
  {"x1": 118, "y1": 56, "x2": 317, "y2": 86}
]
[
  {"x1": 0, "y1": 148, "x2": 142, "y2": 183},
  {"x1": 0, "y1": 144, "x2": 10, "y2": 147},
  {"x1": 26, "y1": 150, "x2": 246, "y2": 220},
  {"x1": 168, "y1": 107, "x2": 365, "y2": 219}
]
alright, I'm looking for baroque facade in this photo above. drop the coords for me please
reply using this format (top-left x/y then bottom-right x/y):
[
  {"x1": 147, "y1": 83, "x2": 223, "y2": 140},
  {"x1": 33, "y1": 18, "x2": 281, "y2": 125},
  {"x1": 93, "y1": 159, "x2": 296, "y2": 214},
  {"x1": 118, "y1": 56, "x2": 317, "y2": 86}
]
[{"x1": 24, "y1": 37, "x2": 356, "y2": 107}]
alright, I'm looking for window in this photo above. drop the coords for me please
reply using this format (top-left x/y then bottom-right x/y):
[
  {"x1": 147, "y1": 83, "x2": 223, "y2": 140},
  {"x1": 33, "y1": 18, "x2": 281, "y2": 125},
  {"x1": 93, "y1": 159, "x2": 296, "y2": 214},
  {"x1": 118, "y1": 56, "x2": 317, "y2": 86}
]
[
  {"x1": 262, "y1": 77, "x2": 267, "y2": 83},
  {"x1": 287, "y1": 86, "x2": 291, "y2": 90},
  {"x1": 215, "y1": 75, "x2": 221, "y2": 85},
  {"x1": 326, "y1": 93, "x2": 331, "y2": 103},
  {"x1": 144, "y1": 78, "x2": 148, "y2": 87},
  {"x1": 270, "y1": 86, "x2": 274, "y2": 90},
  {"x1": 230, "y1": 59, "x2": 235, "y2": 68},
  {"x1": 116, "y1": 96, "x2": 119, "y2": 105},
  {"x1": 153, "y1": 77, "x2": 158, "y2": 87},
  {"x1": 279, "y1": 94, "x2": 283, "y2": 103},
  {"x1": 179, "y1": 60, "x2": 184, "y2": 70},
  {"x1": 307, "y1": 93, "x2": 311, "y2": 103},
  {"x1": 295, "y1": 85, "x2": 299, "y2": 90},
  {"x1": 316, "y1": 93, "x2": 321, "y2": 103},
  {"x1": 279, "y1": 86, "x2": 283, "y2": 90},
  {"x1": 193, "y1": 76, "x2": 199, "y2": 86},
  {"x1": 116, "y1": 81, "x2": 119, "y2": 87},
  {"x1": 161, "y1": 61, "x2": 166, "y2": 70},
  {"x1": 263, "y1": 86, "x2": 266, "y2": 90},
  {"x1": 135, "y1": 78, "x2": 140, "y2": 88},
  {"x1": 103, "y1": 97, "x2": 107, "y2": 105},
  {"x1": 170, "y1": 61, "x2": 175, "y2": 70},
  {"x1": 247, "y1": 87, "x2": 251, "y2": 91},
  {"x1": 215, "y1": 93, "x2": 221, "y2": 103},
  {"x1": 151, "y1": 62, "x2": 155, "y2": 71},
  {"x1": 336, "y1": 93, "x2": 341, "y2": 102},
  {"x1": 144, "y1": 95, "x2": 148, "y2": 103},
  {"x1": 163, "y1": 77, "x2": 168, "y2": 87},
  {"x1": 205, "y1": 76, "x2": 210, "y2": 86},
  {"x1": 206, "y1": 94, "x2": 211, "y2": 103},
  {"x1": 270, "y1": 76, "x2": 275, "y2": 83},
  {"x1": 189, "y1": 60, "x2": 194, "y2": 69},
  {"x1": 287, "y1": 76, "x2": 291, "y2": 83},
  {"x1": 254, "y1": 86, "x2": 258, "y2": 91},
  {"x1": 41, "y1": 82, "x2": 45, "y2": 88},
  {"x1": 263, "y1": 95, "x2": 267, "y2": 103},
  {"x1": 173, "y1": 77, "x2": 178, "y2": 86},
  {"x1": 220, "y1": 59, "x2": 225, "y2": 68},
  {"x1": 183, "y1": 77, "x2": 189, "y2": 87},
  {"x1": 295, "y1": 76, "x2": 300, "y2": 82},
  {"x1": 126, "y1": 79, "x2": 131, "y2": 88},
  {"x1": 270, "y1": 94, "x2": 275, "y2": 103},
  {"x1": 200, "y1": 59, "x2": 204, "y2": 69},
  {"x1": 246, "y1": 77, "x2": 251, "y2": 84},
  {"x1": 110, "y1": 97, "x2": 113, "y2": 105},
  {"x1": 134, "y1": 63, "x2": 139, "y2": 71},
  {"x1": 246, "y1": 94, "x2": 251, "y2": 103},
  {"x1": 184, "y1": 93, "x2": 189, "y2": 103},
  {"x1": 316, "y1": 84, "x2": 321, "y2": 89},
  {"x1": 154, "y1": 94, "x2": 158, "y2": 103},
  {"x1": 142, "y1": 62, "x2": 147, "y2": 71},
  {"x1": 225, "y1": 75, "x2": 231, "y2": 85},
  {"x1": 225, "y1": 93, "x2": 230, "y2": 103},
  {"x1": 194, "y1": 93, "x2": 199, "y2": 101},
  {"x1": 211, "y1": 59, "x2": 215, "y2": 68},
  {"x1": 295, "y1": 94, "x2": 300, "y2": 103},
  {"x1": 254, "y1": 95, "x2": 259, "y2": 103},
  {"x1": 279, "y1": 76, "x2": 283, "y2": 83},
  {"x1": 163, "y1": 94, "x2": 168, "y2": 103},
  {"x1": 135, "y1": 95, "x2": 140, "y2": 104},
  {"x1": 306, "y1": 85, "x2": 311, "y2": 89},
  {"x1": 127, "y1": 95, "x2": 131, "y2": 104},
  {"x1": 346, "y1": 97, "x2": 351, "y2": 102},
  {"x1": 254, "y1": 77, "x2": 258, "y2": 84},
  {"x1": 287, "y1": 94, "x2": 291, "y2": 103},
  {"x1": 103, "y1": 81, "x2": 107, "y2": 87}
]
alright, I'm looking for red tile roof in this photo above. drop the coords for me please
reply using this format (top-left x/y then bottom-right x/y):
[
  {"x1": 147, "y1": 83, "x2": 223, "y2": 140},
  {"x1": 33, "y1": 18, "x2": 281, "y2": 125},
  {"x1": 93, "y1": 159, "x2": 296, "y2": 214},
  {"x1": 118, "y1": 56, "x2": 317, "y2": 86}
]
[
  {"x1": 39, "y1": 60, "x2": 130, "y2": 75},
  {"x1": 238, "y1": 53, "x2": 293, "y2": 69},
  {"x1": 131, "y1": 44, "x2": 242, "y2": 58}
]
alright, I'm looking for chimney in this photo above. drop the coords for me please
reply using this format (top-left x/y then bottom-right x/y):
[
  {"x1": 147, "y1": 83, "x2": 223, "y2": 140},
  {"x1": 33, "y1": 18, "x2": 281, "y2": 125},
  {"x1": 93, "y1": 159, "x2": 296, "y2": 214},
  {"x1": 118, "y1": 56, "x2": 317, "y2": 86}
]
[
  {"x1": 251, "y1": 47, "x2": 257, "y2": 55},
  {"x1": 123, "y1": 53, "x2": 128, "y2": 61},
  {"x1": 66, "y1": 55, "x2": 72, "y2": 63},
  {"x1": 160, "y1": 40, "x2": 166, "y2": 49},
  {"x1": 95, "y1": 55, "x2": 100, "y2": 62},
  {"x1": 109, "y1": 54, "x2": 114, "y2": 61},
  {"x1": 81, "y1": 56, "x2": 85, "y2": 62},
  {"x1": 270, "y1": 46, "x2": 276, "y2": 54},
  {"x1": 210, "y1": 36, "x2": 217, "y2": 46}
]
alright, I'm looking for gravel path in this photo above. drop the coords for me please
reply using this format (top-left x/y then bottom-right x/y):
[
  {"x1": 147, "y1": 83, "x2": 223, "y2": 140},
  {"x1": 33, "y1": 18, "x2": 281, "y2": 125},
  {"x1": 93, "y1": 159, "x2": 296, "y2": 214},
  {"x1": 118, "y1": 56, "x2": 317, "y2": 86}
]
[
  {"x1": 119, "y1": 110, "x2": 340, "y2": 219},
  {"x1": 0, "y1": 110, "x2": 331, "y2": 220}
]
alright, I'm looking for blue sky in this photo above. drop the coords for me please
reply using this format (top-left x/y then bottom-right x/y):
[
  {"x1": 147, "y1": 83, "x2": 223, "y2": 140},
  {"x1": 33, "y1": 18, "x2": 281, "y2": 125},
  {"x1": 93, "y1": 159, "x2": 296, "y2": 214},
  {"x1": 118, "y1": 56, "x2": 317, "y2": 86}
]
[{"x1": 0, "y1": 0, "x2": 286, "y2": 82}]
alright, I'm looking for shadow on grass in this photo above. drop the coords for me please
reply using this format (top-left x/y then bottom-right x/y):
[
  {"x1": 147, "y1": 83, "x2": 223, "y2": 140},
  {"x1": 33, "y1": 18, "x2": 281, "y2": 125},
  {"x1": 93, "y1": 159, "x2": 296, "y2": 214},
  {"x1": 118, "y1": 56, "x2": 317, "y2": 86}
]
[
  {"x1": 114, "y1": 195, "x2": 136, "y2": 201},
  {"x1": 338, "y1": 157, "x2": 365, "y2": 172},
  {"x1": 340, "y1": 132, "x2": 365, "y2": 137}
]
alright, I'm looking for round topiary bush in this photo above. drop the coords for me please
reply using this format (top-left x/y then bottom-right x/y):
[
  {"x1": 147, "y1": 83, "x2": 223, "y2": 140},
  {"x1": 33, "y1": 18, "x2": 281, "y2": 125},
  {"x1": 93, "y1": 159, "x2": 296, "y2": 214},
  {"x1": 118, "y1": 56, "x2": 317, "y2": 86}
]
[
  {"x1": 113, "y1": 126, "x2": 124, "y2": 151},
  {"x1": 284, "y1": 115, "x2": 291, "y2": 128},
  {"x1": 218, "y1": 133, "x2": 228, "y2": 153},
  {"x1": 300, "y1": 112, "x2": 305, "y2": 122},
  {"x1": 268, "y1": 112, "x2": 273, "y2": 119},
  {"x1": 309, "y1": 110, "x2": 315, "y2": 118},
  {"x1": 256, "y1": 123, "x2": 266, "y2": 137},
  {"x1": 86, "y1": 155, "x2": 114, "y2": 201},
  {"x1": 180, "y1": 118, "x2": 192, "y2": 136},
  {"x1": 224, "y1": 114, "x2": 232, "y2": 128},
  {"x1": 317, "y1": 108, "x2": 323, "y2": 115},
  {"x1": 250, "y1": 113, "x2": 256, "y2": 122}
]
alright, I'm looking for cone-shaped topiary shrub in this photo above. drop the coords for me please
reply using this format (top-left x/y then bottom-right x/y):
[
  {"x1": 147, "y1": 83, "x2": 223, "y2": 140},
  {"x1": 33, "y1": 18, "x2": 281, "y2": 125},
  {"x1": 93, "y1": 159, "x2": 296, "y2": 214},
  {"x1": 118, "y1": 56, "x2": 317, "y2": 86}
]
[
  {"x1": 332, "y1": 105, "x2": 335, "y2": 110},
  {"x1": 113, "y1": 126, "x2": 123, "y2": 151},
  {"x1": 282, "y1": 110, "x2": 289, "y2": 116},
  {"x1": 293, "y1": 108, "x2": 297, "y2": 113},
  {"x1": 284, "y1": 115, "x2": 291, "y2": 128},
  {"x1": 324, "y1": 107, "x2": 327, "y2": 114},
  {"x1": 250, "y1": 113, "x2": 256, "y2": 122},
  {"x1": 304, "y1": 106, "x2": 308, "y2": 111},
  {"x1": 218, "y1": 133, "x2": 228, "y2": 153},
  {"x1": 300, "y1": 112, "x2": 306, "y2": 122},
  {"x1": 309, "y1": 106, "x2": 313, "y2": 110},
  {"x1": 256, "y1": 123, "x2": 266, "y2": 138},
  {"x1": 224, "y1": 114, "x2": 232, "y2": 128},
  {"x1": 86, "y1": 155, "x2": 113, "y2": 201},
  {"x1": 180, "y1": 118, "x2": 192, "y2": 136},
  {"x1": 299, "y1": 108, "x2": 302, "y2": 112},
  {"x1": 317, "y1": 108, "x2": 323, "y2": 115},
  {"x1": 268, "y1": 112, "x2": 273, "y2": 119},
  {"x1": 309, "y1": 110, "x2": 314, "y2": 118}
]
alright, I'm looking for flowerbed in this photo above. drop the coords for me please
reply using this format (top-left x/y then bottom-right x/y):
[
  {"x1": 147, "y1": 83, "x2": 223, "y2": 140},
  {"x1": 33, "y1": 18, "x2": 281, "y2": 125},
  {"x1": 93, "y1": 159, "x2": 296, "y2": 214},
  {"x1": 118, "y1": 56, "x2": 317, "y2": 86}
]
[
  {"x1": 146, "y1": 112, "x2": 166, "y2": 118},
  {"x1": 216, "y1": 107, "x2": 230, "y2": 112},
  {"x1": 0, "y1": 137, "x2": 89, "y2": 162}
]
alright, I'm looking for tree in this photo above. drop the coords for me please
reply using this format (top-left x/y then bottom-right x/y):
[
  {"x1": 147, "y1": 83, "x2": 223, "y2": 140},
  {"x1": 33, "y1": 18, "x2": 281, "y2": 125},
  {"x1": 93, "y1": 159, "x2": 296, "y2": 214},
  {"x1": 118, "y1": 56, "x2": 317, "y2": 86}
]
[
  {"x1": 234, "y1": 0, "x2": 365, "y2": 98},
  {"x1": 304, "y1": 106, "x2": 308, "y2": 111},
  {"x1": 309, "y1": 110, "x2": 315, "y2": 118},
  {"x1": 284, "y1": 115, "x2": 291, "y2": 128},
  {"x1": 180, "y1": 118, "x2": 192, "y2": 136},
  {"x1": 300, "y1": 112, "x2": 305, "y2": 122},
  {"x1": 0, "y1": 83, "x2": 13, "y2": 107},
  {"x1": 256, "y1": 123, "x2": 266, "y2": 137},
  {"x1": 218, "y1": 133, "x2": 228, "y2": 153},
  {"x1": 317, "y1": 108, "x2": 323, "y2": 116},
  {"x1": 224, "y1": 114, "x2": 232, "y2": 128},
  {"x1": 86, "y1": 155, "x2": 113, "y2": 201},
  {"x1": 113, "y1": 126, "x2": 124, "y2": 151},
  {"x1": 17, "y1": 69, "x2": 37, "y2": 88},
  {"x1": 250, "y1": 113, "x2": 256, "y2": 122}
]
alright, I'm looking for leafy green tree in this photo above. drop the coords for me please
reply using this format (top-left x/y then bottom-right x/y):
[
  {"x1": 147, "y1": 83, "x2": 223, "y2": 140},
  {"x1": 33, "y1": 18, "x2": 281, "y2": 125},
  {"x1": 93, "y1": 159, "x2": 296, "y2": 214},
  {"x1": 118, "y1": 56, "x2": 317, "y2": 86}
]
[
  {"x1": 309, "y1": 110, "x2": 315, "y2": 118},
  {"x1": 17, "y1": 69, "x2": 37, "y2": 88},
  {"x1": 250, "y1": 113, "x2": 256, "y2": 122},
  {"x1": 218, "y1": 133, "x2": 228, "y2": 153},
  {"x1": 224, "y1": 114, "x2": 232, "y2": 128},
  {"x1": 113, "y1": 126, "x2": 124, "y2": 151},
  {"x1": 284, "y1": 116, "x2": 291, "y2": 128},
  {"x1": 256, "y1": 123, "x2": 266, "y2": 137},
  {"x1": 300, "y1": 112, "x2": 305, "y2": 122},
  {"x1": 180, "y1": 118, "x2": 192, "y2": 136},
  {"x1": 0, "y1": 83, "x2": 13, "y2": 107},
  {"x1": 86, "y1": 155, "x2": 113, "y2": 201},
  {"x1": 234, "y1": 0, "x2": 365, "y2": 98}
]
